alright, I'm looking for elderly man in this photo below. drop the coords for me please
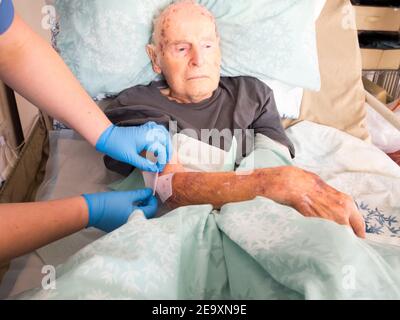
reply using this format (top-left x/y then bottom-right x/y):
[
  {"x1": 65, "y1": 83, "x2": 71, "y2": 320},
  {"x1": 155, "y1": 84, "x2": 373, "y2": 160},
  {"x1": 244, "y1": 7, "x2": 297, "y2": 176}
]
[{"x1": 104, "y1": 0, "x2": 365, "y2": 238}]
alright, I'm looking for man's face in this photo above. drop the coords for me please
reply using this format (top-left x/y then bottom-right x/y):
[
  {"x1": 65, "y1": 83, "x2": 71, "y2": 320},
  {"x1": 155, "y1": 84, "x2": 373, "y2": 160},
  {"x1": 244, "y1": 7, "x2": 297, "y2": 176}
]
[{"x1": 149, "y1": 8, "x2": 221, "y2": 103}]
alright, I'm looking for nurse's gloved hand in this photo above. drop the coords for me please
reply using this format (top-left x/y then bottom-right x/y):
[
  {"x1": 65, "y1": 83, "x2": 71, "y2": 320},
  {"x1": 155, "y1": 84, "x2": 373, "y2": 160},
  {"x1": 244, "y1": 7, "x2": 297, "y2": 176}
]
[
  {"x1": 82, "y1": 188, "x2": 157, "y2": 233},
  {"x1": 96, "y1": 122, "x2": 172, "y2": 173}
]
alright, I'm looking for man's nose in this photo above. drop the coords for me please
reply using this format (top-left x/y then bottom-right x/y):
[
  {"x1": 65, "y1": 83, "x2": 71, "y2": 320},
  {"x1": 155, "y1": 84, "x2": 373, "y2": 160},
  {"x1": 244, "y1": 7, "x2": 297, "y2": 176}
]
[{"x1": 190, "y1": 46, "x2": 204, "y2": 67}]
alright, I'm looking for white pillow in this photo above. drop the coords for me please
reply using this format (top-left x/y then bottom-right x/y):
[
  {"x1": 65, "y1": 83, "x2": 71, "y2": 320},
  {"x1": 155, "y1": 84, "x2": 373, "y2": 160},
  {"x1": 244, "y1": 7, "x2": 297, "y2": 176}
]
[
  {"x1": 50, "y1": 0, "x2": 325, "y2": 111},
  {"x1": 366, "y1": 102, "x2": 400, "y2": 153}
]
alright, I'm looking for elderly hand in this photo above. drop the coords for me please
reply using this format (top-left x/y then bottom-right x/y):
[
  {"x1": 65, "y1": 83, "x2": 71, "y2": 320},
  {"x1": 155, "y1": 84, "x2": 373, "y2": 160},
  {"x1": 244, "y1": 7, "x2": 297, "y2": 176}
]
[
  {"x1": 280, "y1": 167, "x2": 366, "y2": 238},
  {"x1": 82, "y1": 188, "x2": 157, "y2": 232},
  {"x1": 96, "y1": 121, "x2": 173, "y2": 173}
]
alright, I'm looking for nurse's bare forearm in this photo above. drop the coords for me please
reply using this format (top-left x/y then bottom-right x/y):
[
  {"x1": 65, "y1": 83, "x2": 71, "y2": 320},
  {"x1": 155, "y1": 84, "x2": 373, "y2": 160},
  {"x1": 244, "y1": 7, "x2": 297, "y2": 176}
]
[
  {"x1": 0, "y1": 197, "x2": 88, "y2": 263},
  {"x1": 165, "y1": 168, "x2": 290, "y2": 209},
  {"x1": 0, "y1": 15, "x2": 110, "y2": 145}
]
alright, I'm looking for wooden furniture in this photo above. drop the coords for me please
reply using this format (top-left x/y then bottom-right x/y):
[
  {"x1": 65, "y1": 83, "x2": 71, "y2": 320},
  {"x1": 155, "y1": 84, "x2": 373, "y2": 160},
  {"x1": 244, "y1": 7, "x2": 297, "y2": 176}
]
[{"x1": 352, "y1": 2, "x2": 400, "y2": 70}]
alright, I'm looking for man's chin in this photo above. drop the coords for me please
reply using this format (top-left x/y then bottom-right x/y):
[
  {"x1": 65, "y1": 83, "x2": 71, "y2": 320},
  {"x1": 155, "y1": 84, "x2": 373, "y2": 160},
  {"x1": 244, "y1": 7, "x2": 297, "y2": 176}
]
[
  {"x1": 188, "y1": 81, "x2": 218, "y2": 93},
  {"x1": 187, "y1": 88, "x2": 215, "y2": 102}
]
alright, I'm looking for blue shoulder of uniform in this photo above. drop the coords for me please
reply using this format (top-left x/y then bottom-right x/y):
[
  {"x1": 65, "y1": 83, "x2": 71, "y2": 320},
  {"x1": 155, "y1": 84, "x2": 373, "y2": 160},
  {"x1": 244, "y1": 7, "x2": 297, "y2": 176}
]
[{"x1": 0, "y1": 0, "x2": 15, "y2": 35}]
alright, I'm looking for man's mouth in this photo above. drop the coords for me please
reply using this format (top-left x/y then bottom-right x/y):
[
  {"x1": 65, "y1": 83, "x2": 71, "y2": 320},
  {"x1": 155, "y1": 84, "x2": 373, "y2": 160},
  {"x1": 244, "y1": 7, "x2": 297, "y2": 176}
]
[{"x1": 187, "y1": 75, "x2": 209, "y2": 80}]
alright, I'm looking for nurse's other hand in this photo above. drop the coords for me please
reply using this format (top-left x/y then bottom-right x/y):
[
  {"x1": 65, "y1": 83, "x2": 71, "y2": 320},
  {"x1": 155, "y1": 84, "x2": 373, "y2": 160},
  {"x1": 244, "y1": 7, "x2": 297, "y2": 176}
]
[{"x1": 82, "y1": 188, "x2": 157, "y2": 232}]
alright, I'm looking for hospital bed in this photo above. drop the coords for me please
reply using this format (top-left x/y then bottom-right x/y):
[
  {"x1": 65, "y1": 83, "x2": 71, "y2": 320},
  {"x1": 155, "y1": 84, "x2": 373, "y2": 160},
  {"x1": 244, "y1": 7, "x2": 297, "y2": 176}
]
[{"x1": 1, "y1": 0, "x2": 400, "y2": 299}]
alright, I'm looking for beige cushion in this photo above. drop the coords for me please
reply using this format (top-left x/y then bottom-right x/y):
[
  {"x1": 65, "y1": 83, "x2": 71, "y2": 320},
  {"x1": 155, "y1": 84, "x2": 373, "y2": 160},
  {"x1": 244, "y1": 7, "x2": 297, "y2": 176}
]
[{"x1": 282, "y1": 0, "x2": 370, "y2": 142}]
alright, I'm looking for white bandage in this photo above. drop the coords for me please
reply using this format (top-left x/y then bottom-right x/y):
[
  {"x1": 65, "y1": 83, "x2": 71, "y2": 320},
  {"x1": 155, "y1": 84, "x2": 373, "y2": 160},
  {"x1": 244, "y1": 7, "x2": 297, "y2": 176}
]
[
  {"x1": 155, "y1": 173, "x2": 174, "y2": 203},
  {"x1": 142, "y1": 172, "x2": 174, "y2": 202},
  {"x1": 142, "y1": 171, "x2": 158, "y2": 196}
]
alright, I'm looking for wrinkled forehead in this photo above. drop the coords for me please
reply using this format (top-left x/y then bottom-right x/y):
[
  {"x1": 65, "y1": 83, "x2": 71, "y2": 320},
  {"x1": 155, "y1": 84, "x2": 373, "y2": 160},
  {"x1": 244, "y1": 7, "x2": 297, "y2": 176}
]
[{"x1": 154, "y1": 2, "x2": 218, "y2": 46}]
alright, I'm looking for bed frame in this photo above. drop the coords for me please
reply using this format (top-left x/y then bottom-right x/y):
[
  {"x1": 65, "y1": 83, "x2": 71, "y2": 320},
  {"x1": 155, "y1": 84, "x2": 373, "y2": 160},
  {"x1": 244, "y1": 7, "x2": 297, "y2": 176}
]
[{"x1": 0, "y1": 112, "x2": 52, "y2": 282}]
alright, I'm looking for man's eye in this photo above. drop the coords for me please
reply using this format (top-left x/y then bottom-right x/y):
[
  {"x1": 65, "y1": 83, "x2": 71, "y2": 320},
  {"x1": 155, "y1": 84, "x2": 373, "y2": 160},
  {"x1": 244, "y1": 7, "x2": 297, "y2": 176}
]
[{"x1": 176, "y1": 46, "x2": 188, "y2": 52}]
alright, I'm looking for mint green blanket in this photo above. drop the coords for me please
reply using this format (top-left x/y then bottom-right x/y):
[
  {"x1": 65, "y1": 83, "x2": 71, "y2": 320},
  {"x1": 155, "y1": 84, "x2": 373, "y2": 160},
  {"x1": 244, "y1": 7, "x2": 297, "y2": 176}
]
[
  {"x1": 17, "y1": 122, "x2": 400, "y2": 299},
  {"x1": 17, "y1": 198, "x2": 400, "y2": 299}
]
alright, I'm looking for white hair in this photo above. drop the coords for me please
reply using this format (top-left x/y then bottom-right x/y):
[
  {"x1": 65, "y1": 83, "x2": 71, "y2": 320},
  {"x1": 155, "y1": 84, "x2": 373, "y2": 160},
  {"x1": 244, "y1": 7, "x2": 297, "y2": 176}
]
[{"x1": 150, "y1": 0, "x2": 218, "y2": 46}]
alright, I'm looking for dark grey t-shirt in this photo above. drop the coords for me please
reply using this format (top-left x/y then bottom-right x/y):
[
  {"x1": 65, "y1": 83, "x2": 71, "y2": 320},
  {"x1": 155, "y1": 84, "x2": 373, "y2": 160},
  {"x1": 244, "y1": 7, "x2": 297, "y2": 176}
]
[{"x1": 104, "y1": 76, "x2": 295, "y2": 175}]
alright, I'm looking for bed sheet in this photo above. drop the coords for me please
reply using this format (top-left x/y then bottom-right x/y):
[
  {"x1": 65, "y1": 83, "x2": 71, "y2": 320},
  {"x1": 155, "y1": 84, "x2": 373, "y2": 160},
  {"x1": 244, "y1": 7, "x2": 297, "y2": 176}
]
[
  {"x1": 12, "y1": 121, "x2": 400, "y2": 300},
  {"x1": 0, "y1": 253, "x2": 44, "y2": 299}
]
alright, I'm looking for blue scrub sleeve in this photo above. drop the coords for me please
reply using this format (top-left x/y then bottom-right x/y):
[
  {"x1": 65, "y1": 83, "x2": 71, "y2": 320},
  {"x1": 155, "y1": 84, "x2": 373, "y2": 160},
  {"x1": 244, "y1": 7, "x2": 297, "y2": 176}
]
[{"x1": 0, "y1": 0, "x2": 14, "y2": 35}]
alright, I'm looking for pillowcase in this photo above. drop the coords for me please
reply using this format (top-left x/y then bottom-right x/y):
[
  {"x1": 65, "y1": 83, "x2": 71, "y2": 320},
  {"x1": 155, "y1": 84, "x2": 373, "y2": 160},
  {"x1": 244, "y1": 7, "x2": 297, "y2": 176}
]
[
  {"x1": 282, "y1": 0, "x2": 370, "y2": 141},
  {"x1": 51, "y1": 0, "x2": 324, "y2": 101},
  {"x1": 262, "y1": 79, "x2": 304, "y2": 119},
  {"x1": 51, "y1": 0, "x2": 170, "y2": 99},
  {"x1": 202, "y1": 0, "x2": 325, "y2": 91}
]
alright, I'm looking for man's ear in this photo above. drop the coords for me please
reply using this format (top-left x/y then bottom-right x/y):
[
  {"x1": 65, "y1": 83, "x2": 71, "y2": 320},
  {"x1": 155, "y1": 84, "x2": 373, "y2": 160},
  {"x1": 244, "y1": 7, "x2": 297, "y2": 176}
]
[{"x1": 146, "y1": 44, "x2": 162, "y2": 74}]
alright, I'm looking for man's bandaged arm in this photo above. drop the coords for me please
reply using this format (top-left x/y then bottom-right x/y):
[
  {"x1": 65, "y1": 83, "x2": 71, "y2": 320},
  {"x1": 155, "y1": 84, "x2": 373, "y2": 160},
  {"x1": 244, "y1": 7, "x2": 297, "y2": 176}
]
[
  {"x1": 142, "y1": 139, "x2": 295, "y2": 210},
  {"x1": 141, "y1": 140, "x2": 366, "y2": 238},
  {"x1": 156, "y1": 133, "x2": 294, "y2": 209},
  {"x1": 160, "y1": 163, "x2": 366, "y2": 240},
  {"x1": 161, "y1": 167, "x2": 293, "y2": 210}
]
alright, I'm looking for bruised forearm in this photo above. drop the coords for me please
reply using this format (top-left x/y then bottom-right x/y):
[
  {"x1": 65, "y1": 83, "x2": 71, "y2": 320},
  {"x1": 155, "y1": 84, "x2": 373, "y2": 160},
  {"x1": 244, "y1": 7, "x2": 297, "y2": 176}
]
[
  {"x1": 165, "y1": 167, "x2": 291, "y2": 209},
  {"x1": 161, "y1": 162, "x2": 366, "y2": 238}
]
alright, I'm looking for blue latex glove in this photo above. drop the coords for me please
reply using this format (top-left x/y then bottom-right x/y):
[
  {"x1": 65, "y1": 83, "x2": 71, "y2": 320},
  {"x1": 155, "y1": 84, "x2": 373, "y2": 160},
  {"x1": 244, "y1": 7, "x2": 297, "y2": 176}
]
[
  {"x1": 82, "y1": 188, "x2": 157, "y2": 232},
  {"x1": 96, "y1": 121, "x2": 173, "y2": 173}
]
